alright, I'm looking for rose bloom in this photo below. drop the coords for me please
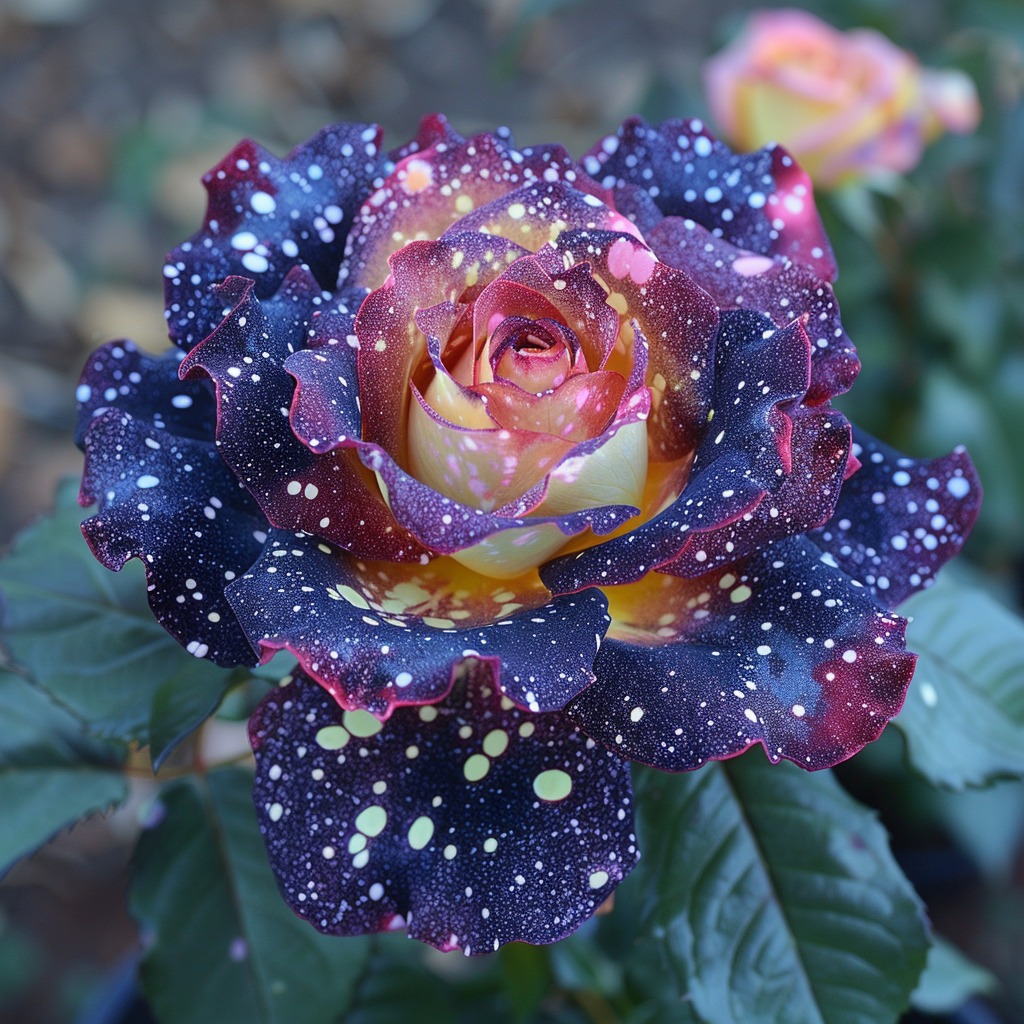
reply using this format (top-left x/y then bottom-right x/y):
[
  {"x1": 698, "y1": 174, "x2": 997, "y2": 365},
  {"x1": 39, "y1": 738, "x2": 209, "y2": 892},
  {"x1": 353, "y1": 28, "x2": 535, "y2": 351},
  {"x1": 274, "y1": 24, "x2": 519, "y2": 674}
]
[
  {"x1": 704, "y1": 8, "x2": 982, "y2": 187},
  {"x1": 75, "y1": 113, "x2": 979, "y2": 954}
]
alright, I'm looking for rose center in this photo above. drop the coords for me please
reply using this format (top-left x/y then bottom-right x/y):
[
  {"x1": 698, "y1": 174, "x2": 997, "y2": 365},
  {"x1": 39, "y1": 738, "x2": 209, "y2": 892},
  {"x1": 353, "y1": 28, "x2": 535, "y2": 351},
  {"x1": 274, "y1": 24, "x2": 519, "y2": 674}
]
[{"x1": 489, "y1": 316, "x2": 581, "y2": 394}]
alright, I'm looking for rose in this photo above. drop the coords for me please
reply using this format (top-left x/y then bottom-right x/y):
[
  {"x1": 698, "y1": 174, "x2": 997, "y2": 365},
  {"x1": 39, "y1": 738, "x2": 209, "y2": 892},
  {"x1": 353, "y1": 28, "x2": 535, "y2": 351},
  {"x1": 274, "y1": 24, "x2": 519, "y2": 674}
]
[
  {"x1": 75, "y1": 113, "x2": 980, "y2": 953},
  {"x1": 704, "y1": 8, "x2": 981, "y2": 187}
]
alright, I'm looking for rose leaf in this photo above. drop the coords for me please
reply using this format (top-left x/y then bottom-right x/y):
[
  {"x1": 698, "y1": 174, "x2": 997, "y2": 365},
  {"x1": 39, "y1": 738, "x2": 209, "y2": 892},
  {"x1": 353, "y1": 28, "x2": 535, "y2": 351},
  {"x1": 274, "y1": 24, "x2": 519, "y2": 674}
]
[
  {"x1": 895, "y1": 573, "x2": 1024, "y2": 789},
  {"x1": 909, "y1": 936, "x2": 999, "y2": 1016},
  {"x1": 0, "y1": 479, "x2": 234, "y2": 765},
  {"x1": 630, "y1": 754, "x2": 928, "y2": 1024},
  {"x1": 0, "y1": 669, "x2": 127, "y2": 876},
  {"x1": 131, "y1": 766, "x2": 370, "y2": 1024}
]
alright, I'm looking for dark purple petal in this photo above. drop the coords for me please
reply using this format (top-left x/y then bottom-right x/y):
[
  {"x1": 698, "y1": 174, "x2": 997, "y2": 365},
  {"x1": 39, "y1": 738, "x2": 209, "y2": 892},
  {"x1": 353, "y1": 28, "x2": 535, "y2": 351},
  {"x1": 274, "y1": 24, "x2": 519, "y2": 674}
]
[
  {"x1": 164, "y1": 123, "x2": 389, "y2": 350},
  {"x1": 541, "y1": 311, "x2": 811, "y2": 594},
  {"x1": 179, "y1": 272, "x2": 428, "y2": 563},
  {"x1": 659, "y1": 407, "x2": 851, "y2": 578},
  {"x1": 74, "y1": 340, "x2": 216, "y2": 448},
  {"x1": 248, "y1": 664, "x2": 638, "y2": 953},
  {"x1": 811, "y1": 430, "x2": 982, "y2": 604},
  {"x1": 647, "y1": 216, "x2": 858, "y2": 402},
  {"x1": 79, "y1": 406, "x2": 265, "y2": 666},
  {"x1": 227, "y1": 531, "x2": 611, "y2": 716},
  {"x1": 569, "y1": 535, "x2": 915, "y2": 772},
  {"x1": 583, "y1": 116, "x2": 836, "y2": 280}
]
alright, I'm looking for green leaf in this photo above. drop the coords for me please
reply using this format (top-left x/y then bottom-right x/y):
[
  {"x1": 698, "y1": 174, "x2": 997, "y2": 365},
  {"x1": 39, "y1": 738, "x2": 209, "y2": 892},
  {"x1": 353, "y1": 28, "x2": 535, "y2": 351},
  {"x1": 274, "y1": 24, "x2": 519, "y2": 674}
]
[
  {"x1": 131, "y1": 766, "x2": 370, "y2": 1024},
  {"x1": 896, "y1": 575, "x2": 1024, "y2": 788},
  {"x1": 0, "y1": 479, "x2": 234, "y2": 762},
  {"x1": 550, "y1": 930, "x2": 623, "y2": 999},
  {"x1": 631, "y1": 754, "x2": 928, "y2": 1024},
  {"x1": 500, "y1": 942, "x2": 552, "y2": 1024},
  {"x1": 910, "y1": 937, "x2": 998, "y2": 1015},
  {"x1": 0, "y1": 670, "x2": 127, "y2": 875}
]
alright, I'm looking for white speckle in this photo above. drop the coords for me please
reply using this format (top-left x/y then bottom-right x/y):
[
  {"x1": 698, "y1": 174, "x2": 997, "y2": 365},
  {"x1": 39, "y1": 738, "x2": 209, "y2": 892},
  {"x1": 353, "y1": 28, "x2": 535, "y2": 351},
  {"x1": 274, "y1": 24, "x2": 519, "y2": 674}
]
[
  {"x1": 242, "y1": 252, "x2": 269, "y2": 274},
  {"x1": 137, "y1": 474, "x2": 159, "y2": 489},
  {"x1": 230, "y1": 231, "x2": 258, "y2": 250},
  {"x1": 792, "y1": 704, "x2": 806, "y2": 718},
  {"x1": 250, "y1": 191, "x2": 277, "y2": 214},
  {"x1": 369, "y1": 882, "x2": 384, "y2": 900},
  {"x1": 920, "y1": 681, "x2": 938, "y2": 707},
  {"x1": 947, "y1": 476, "x2": 970, "y2": 499}
]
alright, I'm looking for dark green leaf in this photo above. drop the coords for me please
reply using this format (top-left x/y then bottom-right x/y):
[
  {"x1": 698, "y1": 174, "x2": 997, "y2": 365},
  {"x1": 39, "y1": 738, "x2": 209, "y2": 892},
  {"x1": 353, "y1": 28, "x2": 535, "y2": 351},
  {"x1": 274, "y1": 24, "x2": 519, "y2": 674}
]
[
  {"x1": 910, "y1": 937, "x2": 999, "y2": 1015},
  {"x1": 345, "y1": 955, "x2": 458, "y2": 1024},
  {"x1": 631, "y1": 754, "x2": 928, "y2": 1024},
  {"x1": 0, "y1": 670, "x2": 127, "y2": 875},
  {"x1": 131, "y1": 766, "x2": 370, "y2": 1024},
  {"x1": 500, "y1": 942, "x2": 551, "y2": 1024},
  {"x1": 896, "y1": 575, "x2": 1024, "y2": 788},
  {"x1": 0, "y1": 479, "x2": 233, "y2": 760},
  {"x1": 550, "y1": 930, "x2": 623, "y2": 999}
]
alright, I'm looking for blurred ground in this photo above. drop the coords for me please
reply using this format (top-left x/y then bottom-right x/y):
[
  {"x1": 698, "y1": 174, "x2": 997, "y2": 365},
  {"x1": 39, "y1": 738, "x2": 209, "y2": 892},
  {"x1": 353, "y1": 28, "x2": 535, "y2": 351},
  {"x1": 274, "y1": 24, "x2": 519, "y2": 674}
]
[{"x1": 0, "y1": 0, "x2": 1022, "y2": 1022}]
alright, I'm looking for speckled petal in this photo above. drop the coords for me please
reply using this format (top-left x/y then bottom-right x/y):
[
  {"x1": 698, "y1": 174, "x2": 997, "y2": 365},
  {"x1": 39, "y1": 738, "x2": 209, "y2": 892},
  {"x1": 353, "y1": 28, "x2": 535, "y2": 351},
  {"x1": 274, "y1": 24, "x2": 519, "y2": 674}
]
[
  {"x1": 569, "y1": 535, "x2": 915, "y2": 772},
  {"x1": 811, "y1": 430, "x2": 982, "y2": 604},
  {"x1": 647, "y1": 215, "x2": 858, "y2": 402},
  {"x1": 361, "y1": 443, "x2": 637, "y2": 576},
  {"x1": 552, "y1": 229, "x2": 719, "y2": 459},
  {"x1": 345, "y1": 128, "x2": 604, "y2": 291},
  {"x1": 74, "y1": 340, "x2": 215, "y2": 448},
  {"x1": 583, "y1": 116, "x2": 836, "y2": 280},
  {"x1": 541, "y1": 311, "x2": 811, "y2": 594},
  {"x1": 179, "y1": 272, "x2": 428, "y2": 563},
  {"x1": 660, "y1": 406, "x2": 851, "y2": 578},
  {"x1": 164, "y1": 122, "x2": 389, "y2": 350},
  {"x1": 450, "y1": 180, "x2": 640, "y2": 264},
  {"x1": 355, "y1": 234, "x2": 529, "y2": 462},
  {"x1": 248, "y1": 664, "x2": 638, "y2": 954},
  {"x1": 79, "y1": 406, "x2": 265, "y2": 667},
  {"x1": 227, "y1": 530, "x2": 611, "y2": 716}
]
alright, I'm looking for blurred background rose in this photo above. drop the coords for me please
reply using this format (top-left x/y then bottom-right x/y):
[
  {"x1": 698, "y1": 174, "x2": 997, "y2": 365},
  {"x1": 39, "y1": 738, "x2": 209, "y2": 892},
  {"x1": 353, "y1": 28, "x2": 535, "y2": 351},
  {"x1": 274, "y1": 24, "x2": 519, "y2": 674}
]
[{"x1": 704, "y1": 7, "x2": 981, "y2": 187}]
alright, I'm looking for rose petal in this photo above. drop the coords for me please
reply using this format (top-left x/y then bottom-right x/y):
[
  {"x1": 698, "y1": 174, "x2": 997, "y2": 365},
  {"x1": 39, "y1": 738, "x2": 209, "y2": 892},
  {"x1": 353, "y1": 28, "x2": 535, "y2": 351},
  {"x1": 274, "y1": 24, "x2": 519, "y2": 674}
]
[
  {"x1": 346, "y1": 129, "x2": 603, "y2": 291},
  {"x1": 569, "y1": 534, "x2": 915, "y2": 771},
  {"x1": 490, "y1": 252, "x2": 621, "y2": 371},
  {"x1": 356, "y1": 234, "x2": 529, "y2": 462},
  {"x1": 583, "y1": 116, "x2": 837, "y2": 281},
  {"x1": 249, "y1": 665, "x2": 638, "y2": 953},
  {"x1": 74, "y1": 340, "x2": 216, "y2": 448},
  {"x1": 541, "y1": 311, "x2": 811, "y2": 594},
  {"x1": 554, "y1": 229, "x2": 719, "y2": 459},
  {"x1": 450, "y1": 179, "x2": 637, "y2": 259},
  {"x1": 228, "y1": 530, "x2": 611, "y2": 716},
  {"x1": 660, "y1": 406, "x2": 851, "y2": 578},
  {"x1": 647, "y1": 216, "x2": 859, "y2": 402},
  {"x1": 811, "y1": 430, "x2": 982, "y2": 603},
  {"x1": 164, "y1": 122, "x2": 389, "y2": 350},
  {"x1": 179, "y1": 273, "x2": 428, "y2": 563},
  {"x1": 79, "y1": 404, "x2": 265, "y2": 667},
  {"x1": 406, "y1": 384, "x2": 579, "y2": 511},
  {"x1": 389, "y1": 112, "x2": 465, "y2": 161}
]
